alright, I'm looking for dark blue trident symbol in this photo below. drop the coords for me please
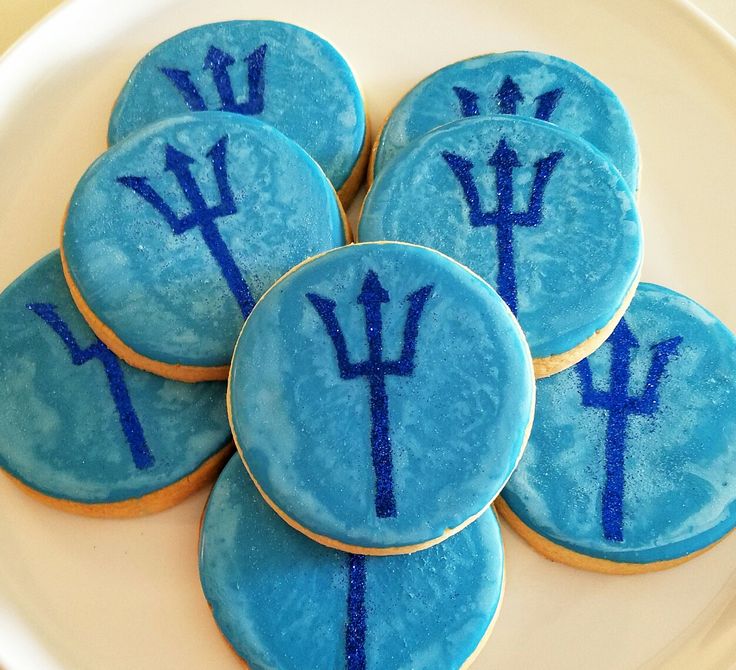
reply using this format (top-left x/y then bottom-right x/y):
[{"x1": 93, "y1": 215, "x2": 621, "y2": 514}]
[
  {"x1": 161, "y1": 44, "x2": 267, "y2": 115},
  {"x1": 453, "y1": 75, "x2": 563, "y2": 121},
  {"x1": 442, "y1": 139, "x2": 563, "y2": 315},
  {"x1": 307, "y1": 271, "x2": 433, "y2": 518},
  {"x1": 27, "y1": 303, "x2": 155, "y2": 470},
  {"x1": 118, "y1": 136, "x2": 255, "y2": 318},
  {"x1": 575, "y1": 319, "x2": 683, "y2": 541}
]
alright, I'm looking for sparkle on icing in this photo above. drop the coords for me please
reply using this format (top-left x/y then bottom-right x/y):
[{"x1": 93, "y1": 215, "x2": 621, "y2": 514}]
[
  {"x1": 306, "y1": 270, "x2": 433, "y2": 518},
  {"x1": 442, "y1": 138, "x2": 563, "y2": 315},
  {"x1": 27, "y1": 303, "x2": 155, "y2": 470}
]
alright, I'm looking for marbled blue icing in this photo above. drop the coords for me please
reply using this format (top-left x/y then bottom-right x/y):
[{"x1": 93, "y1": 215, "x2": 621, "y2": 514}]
[
  {"x1": 0, "y1": 252, "x2": 230, "y2": 504},
  {"x1": 502, "y1": 283, "x2": 736, "y2": 564},
  {"x1": 200, "y1": 455, "x2": 505, "y2": 669},
  {"x1": 108, "y1": 20, "x2": 366, "y2": 192},
  {"x1": 374, "y1": 51, "x2": 638, "y2": 190},
  {"x1": 63, "y1": 113, "x2": 345, "y2": 368},
  {"x1": 359, "y1": 116, "x2": 642, "y2": 361},
  {"x1": 229, "y1": 242, "x2": 534, "y2": 549}
]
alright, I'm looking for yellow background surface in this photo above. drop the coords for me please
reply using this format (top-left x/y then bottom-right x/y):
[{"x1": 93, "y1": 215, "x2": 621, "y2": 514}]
[{"x1": 0, "y1": 0, "x2": 64, "y2": 53}]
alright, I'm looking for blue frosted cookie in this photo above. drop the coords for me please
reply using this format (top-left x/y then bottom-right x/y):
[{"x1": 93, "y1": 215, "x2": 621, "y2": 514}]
[
  {"x1": 229, "y1": 242, "x2": 534, "y2": 554},
  {"x1": 499, "y1": 283, "x2": 736, "y2": 573},
  {"x1": 200, "y1": 455, "x2": 505, "y2": 669},
  {"x1": 109, "y1": 20, "x2": 368, "y2": 203},
  {"x1": 372, "y1": 51, "x2": 638, "y2": 191},
  {"x1": 360, "y1": 115, "x2": 642, "y2": 378},
  {"x1": 62, "y1": 112, "x2": 346, "y2": 382},
  {"x1": 0, "y1": 252, "x2": 231, "y2": 516}
]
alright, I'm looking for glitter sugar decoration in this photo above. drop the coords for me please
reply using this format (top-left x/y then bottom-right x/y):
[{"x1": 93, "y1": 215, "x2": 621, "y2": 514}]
[{"x1": 575, "y1": 318, "x2": 682, "y2": 541}]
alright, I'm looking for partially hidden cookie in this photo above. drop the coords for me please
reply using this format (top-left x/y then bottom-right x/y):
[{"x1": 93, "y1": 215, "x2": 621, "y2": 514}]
[
  {"x1": 498, "y1": 283, "x2": 736, "y2": 574},
  {"x1": 62, "y1": 113, "x2": 347, "y2": 382},
  {"x1": 108, "y1": 20, "x2": 369, "y2": 204},
  {"x1": 372, "y1": 51, "x2": 638, "y2": 191},
  {"x1": 200, "y1": 455, "x2": 505, "y2": 669},
  {"x1": 0, "y1": 251, "x2": 232, "y2": 517},
  {"x1": 359, "y1": 115, "x2": 642, "y2": 378},
  {"x1": 228, "y1": 242, "x2": 534, "y2": 555}
]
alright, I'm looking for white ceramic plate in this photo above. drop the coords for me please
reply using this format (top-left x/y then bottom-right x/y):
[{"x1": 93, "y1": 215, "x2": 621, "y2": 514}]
[{"x1": 1, "y1": 1, "x2": 735, "y2": 668}]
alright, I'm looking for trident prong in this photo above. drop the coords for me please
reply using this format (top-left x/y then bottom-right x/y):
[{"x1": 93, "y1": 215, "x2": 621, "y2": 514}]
[
  {"x1": 453, "y1": 75, "x2": 564, "y2": 121},
  {"x1": 443, "y1": 138, "x2": 563, "y2": 315},
  {"x1": 160, "y1": 43, "x2": 267, "y2": 115},
  {"x1": 307, "y1": 270, "x2": 433, "y2": 518},
  {"x1": 575, "y1": 318, "x2": 683, "y2": 542},
  {"x1": 27, "y1": 303, "x2": 155, "y2": 470},
  {"x1": 345, "y1": 553, "x2": 367, "y2": 670}
]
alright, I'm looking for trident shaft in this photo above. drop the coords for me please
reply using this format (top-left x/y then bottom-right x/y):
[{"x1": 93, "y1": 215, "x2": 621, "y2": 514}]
[{"x1": 345, "y1": 553, "x2": 367, "y2": 670}]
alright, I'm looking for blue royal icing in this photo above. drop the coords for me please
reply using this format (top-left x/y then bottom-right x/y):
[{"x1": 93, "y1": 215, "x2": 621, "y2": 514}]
[
  {"x1": 200, "y1": 455, "x2": 505, "y2": 669},
  {"x1": 374, "y1": 51, "x2": 638, "y2": 190},
  {"x1": 108, "y1": 20, "x2": 366, "y2": 193},
  {"x1": 359, "y1": 116, "x2": 642, "y2": 361},
  {"x1": 502, "y1": 283, "x2": 736, "y2": 564},
  {"x1": 229, "y1": 242, "x2": 534, "y2": 550},
  {"x1": 0, "y1": 252, "x2": 230, "y2": 504},
  {"x1": 63, "y1": 113, "x2": 346, "y2": 368}
]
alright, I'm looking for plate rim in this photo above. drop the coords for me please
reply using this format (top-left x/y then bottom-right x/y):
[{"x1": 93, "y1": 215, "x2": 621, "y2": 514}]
[{"x1": 0, "y1": 0, "x2": 735, "y2": 110}]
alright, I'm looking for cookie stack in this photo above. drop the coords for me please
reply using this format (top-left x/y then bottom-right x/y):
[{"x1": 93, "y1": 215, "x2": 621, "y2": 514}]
[
  {"x1": 362, "y1": 51, "x2": 736, "y2": 576},
  {"x1": 0, "y1": 20, "x2": 734, "y2": 670}
]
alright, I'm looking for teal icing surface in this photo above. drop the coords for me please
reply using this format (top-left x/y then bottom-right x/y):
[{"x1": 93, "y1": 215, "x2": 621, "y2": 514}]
[
  {"x1": 229, "y1": 242, "x2": 534, "y2": 549},
  {"x1": 0, "y1": 252, "x2": 231, "y2": 504},
  {"x1": 359, "y1": 116, "x2": 642, "y2": 360},
  {"x1": 108, "y1": 20, "x2": 366, "y2": 191},
  {"x1": 374, "y1": 51, "x2": 638, "y2": 190},
  {"x1": 63, "y1": 113, "x2": 345, "y2": 367},
  {"x1": 200, "y1": 455, "x2": 505, "y2": 669},
  {"x1": 502, "y1": 283, "x2": 736, "y2": 563}
]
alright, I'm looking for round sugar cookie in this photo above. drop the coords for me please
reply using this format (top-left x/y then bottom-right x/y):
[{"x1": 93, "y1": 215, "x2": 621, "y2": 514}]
[
  {"x1": 359, "y1": 115, "x2": 642, "y2": 378},
  {"x1": 499, "y1": 283, "x2": 736, "y2": 574},
  {"x1": 0, "y1": 251, "x2": 232, "y2": 517},
  {"x1": 62, "y1": 113, "x2": 347, "y2": 382},
  {"x1": 108, "y1": 20, "x2": 369, "y2": 204},
  {"x1": 200, "y1": 455, "x2": 505, "y2": 669},
  {"x1": 372, "y1": 51, "x2": 638, "y2": 191},
  {"x1": 228, "y1": 242, "x2": 535, "y2": 555}
]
